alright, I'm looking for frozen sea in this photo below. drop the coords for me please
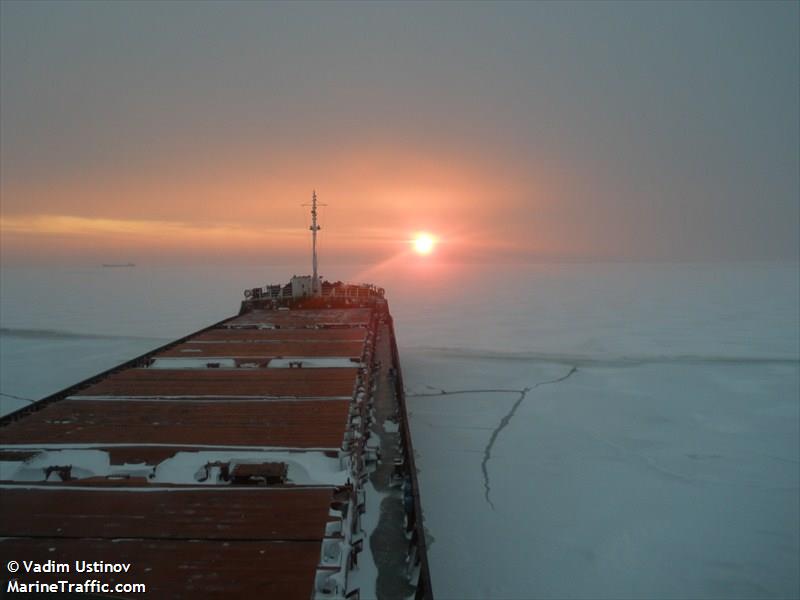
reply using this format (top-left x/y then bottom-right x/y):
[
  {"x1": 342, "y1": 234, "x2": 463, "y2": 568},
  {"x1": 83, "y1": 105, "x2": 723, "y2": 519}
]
[{"x1": 1, "y1": 262, "x2": 798, "y2": 599}]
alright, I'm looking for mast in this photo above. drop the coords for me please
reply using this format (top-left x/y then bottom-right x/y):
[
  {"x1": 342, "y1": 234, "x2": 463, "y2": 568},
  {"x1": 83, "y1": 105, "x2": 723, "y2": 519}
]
[{"x1": 310, "y1": 190, "x2": 321, "y2": 296}]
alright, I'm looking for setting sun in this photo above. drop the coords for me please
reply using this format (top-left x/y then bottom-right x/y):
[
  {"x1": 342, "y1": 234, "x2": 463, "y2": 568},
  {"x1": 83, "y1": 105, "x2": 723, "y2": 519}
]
[{"x1": 412, "y1": 233, "x2": 436, "y2": 255}]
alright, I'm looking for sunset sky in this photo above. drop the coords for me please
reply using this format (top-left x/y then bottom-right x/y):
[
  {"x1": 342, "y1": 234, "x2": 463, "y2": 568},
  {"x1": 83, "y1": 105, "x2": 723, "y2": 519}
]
[{"x1": 1, "y1": 1, "x2": 798, "y2": 266}]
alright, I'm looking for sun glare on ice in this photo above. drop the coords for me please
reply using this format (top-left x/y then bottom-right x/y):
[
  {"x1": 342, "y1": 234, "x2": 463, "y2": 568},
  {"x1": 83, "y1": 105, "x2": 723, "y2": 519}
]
[{"x1": 412, "y1": 233, "x2": 436, "y2": 255}]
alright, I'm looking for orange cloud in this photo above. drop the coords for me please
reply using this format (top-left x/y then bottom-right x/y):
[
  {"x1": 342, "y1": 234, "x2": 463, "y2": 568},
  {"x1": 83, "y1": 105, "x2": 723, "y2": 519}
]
[{"x1": 0, "y1": 214, "x2": 300, "y2": 240}]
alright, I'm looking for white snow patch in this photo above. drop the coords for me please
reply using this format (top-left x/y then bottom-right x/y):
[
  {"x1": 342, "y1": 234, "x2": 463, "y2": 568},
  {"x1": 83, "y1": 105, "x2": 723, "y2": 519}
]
[
  {"x1": 382, "y1": 420, "x2": 400, "y2": 433},
  {"x1": 149, "y1": 357, "x2": 238, "y2": 369},
  {"x1": 2, "y1": 449, "x2": 111, "y2": 481},
  {"x1": 0, "y1": 448, "x2": 348, "y2": 486},
  {"x1": 153, "y1": 450, "x2": 348, "y2": 486},
  {"x1": 0, "y1": 460, "x2": 27, "y2": 480},
  {"x1": 268, "y1": 357, "x2": 361, "y2": 368}
]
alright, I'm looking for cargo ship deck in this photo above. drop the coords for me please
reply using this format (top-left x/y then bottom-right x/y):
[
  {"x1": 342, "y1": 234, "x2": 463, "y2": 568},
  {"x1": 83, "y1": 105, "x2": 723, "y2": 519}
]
[{"x1": 0, "y1": 294, "x2": 432, "y2": 598}]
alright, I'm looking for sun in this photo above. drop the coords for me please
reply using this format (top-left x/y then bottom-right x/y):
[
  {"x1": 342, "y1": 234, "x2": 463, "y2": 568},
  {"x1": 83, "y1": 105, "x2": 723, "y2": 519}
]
[{"x1": 412, "y1": 232, "x2": 436, "y2": 255}]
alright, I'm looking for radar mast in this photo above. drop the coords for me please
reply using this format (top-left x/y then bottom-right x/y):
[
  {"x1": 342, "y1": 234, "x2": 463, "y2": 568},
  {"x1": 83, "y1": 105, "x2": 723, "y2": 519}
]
[{"x1": 309, "y1": 190, "x2": 321, "y2": 296}]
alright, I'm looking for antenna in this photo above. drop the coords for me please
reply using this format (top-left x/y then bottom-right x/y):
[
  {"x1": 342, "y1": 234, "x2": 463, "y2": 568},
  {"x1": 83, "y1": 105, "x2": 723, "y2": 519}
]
[{"x1": 303, "y1": 190, "x2": 327, "y2": 296}]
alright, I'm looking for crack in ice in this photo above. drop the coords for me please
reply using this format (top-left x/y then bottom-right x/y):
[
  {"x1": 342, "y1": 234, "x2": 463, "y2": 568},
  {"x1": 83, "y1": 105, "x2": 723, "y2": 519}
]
[
  {"x1": 480, "y1": 387, "x2": 530, "y2": 510},
  {"x1": 407, "y1": 367, "x2": 578, "y2": 510},
  {"x1": 0, "y1": 392, "x2": 36, "y2": 404},
  {"x1": 480, "y1": 366, "x2": 578, "y2": 510},
  {"x1": 407, "y1": 388, "x2": 527, "y2": 398}
]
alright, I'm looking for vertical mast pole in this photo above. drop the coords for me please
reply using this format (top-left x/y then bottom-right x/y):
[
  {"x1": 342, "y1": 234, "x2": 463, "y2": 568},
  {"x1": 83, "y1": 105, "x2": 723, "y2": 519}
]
[{"x1": 310, "y1": 190, "x2": 320, "y2": 296}]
